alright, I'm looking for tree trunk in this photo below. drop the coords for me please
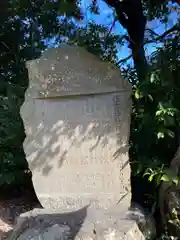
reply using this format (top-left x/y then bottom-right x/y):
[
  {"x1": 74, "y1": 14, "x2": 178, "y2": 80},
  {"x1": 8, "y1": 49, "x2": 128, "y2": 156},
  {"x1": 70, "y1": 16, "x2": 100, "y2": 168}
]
[{"x1": 105, "y1": 0, "x2": 148, "y2": 81}]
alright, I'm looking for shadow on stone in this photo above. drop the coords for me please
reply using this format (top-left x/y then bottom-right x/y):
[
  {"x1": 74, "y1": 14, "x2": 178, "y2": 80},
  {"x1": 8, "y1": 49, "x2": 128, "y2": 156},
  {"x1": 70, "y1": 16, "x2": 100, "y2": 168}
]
[
  {"x1": 8, "y1": 206, "x2": 88, "y2": 240},
  {"x1": 21, "y1": 45, "x2": 132, "y2": 210}
]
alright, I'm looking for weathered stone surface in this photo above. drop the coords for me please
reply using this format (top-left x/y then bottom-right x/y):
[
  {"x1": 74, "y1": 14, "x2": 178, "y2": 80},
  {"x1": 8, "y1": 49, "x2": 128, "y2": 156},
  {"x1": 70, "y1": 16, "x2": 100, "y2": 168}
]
[
  {"x1": 13, "y1": 224, "x2": 71, "y2": 240},
  {"x1": 20, "y1": 45, "x2": 132, "y2": 210},
  {"x1": 8, "y1": 207, "x2": 145, "y2": 240},
  {"x1": 25, "y1": 45, "x2": 130, "y2": 98}
]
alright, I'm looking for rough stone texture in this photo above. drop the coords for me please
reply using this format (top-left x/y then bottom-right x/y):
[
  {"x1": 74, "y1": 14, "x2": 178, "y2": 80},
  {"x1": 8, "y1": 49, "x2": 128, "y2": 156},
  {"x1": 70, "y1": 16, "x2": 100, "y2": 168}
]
[
  {"x1": 14, "y1": 45, "x2": 144, "y2": 239},
  {"x1": 8, "y1": 207, "x2": 145, "y2": 240},
  {"x1": 20, "y1": 45, "x2": 132, "y2": 210},
  {"x1": 25, "y1": 45, "x2": 130, "y2": 98}
]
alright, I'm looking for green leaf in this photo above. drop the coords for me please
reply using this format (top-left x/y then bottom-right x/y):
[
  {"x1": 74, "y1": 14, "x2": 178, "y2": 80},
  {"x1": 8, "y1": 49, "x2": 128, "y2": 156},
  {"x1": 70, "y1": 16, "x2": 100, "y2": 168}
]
[
  {"x1": 168, "y1": 219, "x2": 175, "y2": 225},
  {"x1": 158, "y1": 102, "x2": 164, "y2": 110},
  {"x1": 135, "y1": 89, "x2": 143, "y2": 99},
  {"x1": 160, "y1": 174, "x2": 170, "y2": 182},
  {"x1": 155, "y1": 110, "x2": 162, "y2": 116},
  {"x1": 148, "y1": 94, "x2": 153, "y2": 102},
  {"x1": 148, "y1": 174, "x2": 154, "y2": 182},
  {"x1": 157, "y1": 132, "x2": 164, "y2": 139},
  {"x1": 143, "y1": 168, "x2": 154, "y2": 177},
  {"x1": 172, "y1": 176, "x2": 179, "y2": 186},
  {"x1": 167, "y1": 130, "x2": 175, "y2": 138},
  {"x1": 163, "y1": 168, "x2": 179, "y2": 184},
  {"x1": 172, "y1": 208, "x2": 178, "y2": 216},
  {"x1": 150, "y1": 73, "x2": 156, "y2": 83}
]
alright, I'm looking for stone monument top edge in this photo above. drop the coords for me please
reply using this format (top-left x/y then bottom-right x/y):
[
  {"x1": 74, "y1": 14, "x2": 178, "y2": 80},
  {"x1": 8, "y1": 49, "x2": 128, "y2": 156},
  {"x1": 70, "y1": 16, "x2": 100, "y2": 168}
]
[{"x1": 26, "y1": 44, "x2": 131, "y2": 98}]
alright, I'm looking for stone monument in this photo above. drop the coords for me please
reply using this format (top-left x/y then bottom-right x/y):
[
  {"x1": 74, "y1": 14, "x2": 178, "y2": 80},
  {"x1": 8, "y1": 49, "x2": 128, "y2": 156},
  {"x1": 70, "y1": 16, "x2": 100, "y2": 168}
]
[
  {"x1": 21, "y1": 44, "x2": 132, "y2": 210},
  {"x1": 8, "y1": 45, "x2": 145, "y2": 239}
]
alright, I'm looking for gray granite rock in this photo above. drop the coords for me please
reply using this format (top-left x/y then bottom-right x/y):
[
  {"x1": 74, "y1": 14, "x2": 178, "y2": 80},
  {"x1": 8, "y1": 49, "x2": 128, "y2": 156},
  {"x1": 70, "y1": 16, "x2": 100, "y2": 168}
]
[
  {"x1": 8, "y1": 206, "x2": 145, "y2": 240},
  {"x1": 20, "y1": 45, "x2": 132, "y2": 210}
]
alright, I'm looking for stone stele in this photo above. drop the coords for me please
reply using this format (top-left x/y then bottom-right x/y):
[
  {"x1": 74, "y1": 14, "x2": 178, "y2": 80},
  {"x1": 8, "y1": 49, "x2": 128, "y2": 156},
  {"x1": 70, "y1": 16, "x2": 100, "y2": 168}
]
[{"x1": 20, "y1": 44, "x2": 132, "y2": 210}]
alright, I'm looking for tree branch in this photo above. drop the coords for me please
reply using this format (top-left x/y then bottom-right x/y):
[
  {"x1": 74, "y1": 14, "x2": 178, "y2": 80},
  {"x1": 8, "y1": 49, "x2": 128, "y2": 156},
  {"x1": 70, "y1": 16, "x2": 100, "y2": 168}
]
[
  {"x1": 106, "y1": 17, "x2": 117, "y2": 39},
  {"x1": 145, "y1": 23, "x2": 180, "y2": 44},
  {"x1": 117, "y1": 54, "x2": 132, "y2": 65},
  {"x1": 104, "y1": 0, "x2": 147, "y2": 81},
  {"x1": 117, "y1": 23, "x2": 180, "y2": 65}
]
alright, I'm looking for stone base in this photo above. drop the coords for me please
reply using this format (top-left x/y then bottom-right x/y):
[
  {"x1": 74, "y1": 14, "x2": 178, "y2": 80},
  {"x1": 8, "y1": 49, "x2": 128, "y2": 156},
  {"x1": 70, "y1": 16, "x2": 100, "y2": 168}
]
[{"x1": 8, "y1": 205, "x2": 145, "y2": 240}]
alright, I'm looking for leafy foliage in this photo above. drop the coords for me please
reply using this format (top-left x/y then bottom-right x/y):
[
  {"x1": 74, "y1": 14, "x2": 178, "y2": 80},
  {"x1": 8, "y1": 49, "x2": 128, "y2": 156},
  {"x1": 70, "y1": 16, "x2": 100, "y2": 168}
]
[{"x1": 129, "y1": 31, "x2": 180, "y2": 176}]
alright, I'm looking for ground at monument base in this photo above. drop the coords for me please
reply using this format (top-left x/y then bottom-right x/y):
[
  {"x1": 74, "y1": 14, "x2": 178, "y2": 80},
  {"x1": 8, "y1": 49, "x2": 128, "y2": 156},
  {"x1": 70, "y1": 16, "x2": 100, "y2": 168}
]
[
  {"x1": 0, "y1": 194, "x2": 40, "y2": 240},
  {"x1": 7, "y1": 206, "x2": 145, "y2": 240}
]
